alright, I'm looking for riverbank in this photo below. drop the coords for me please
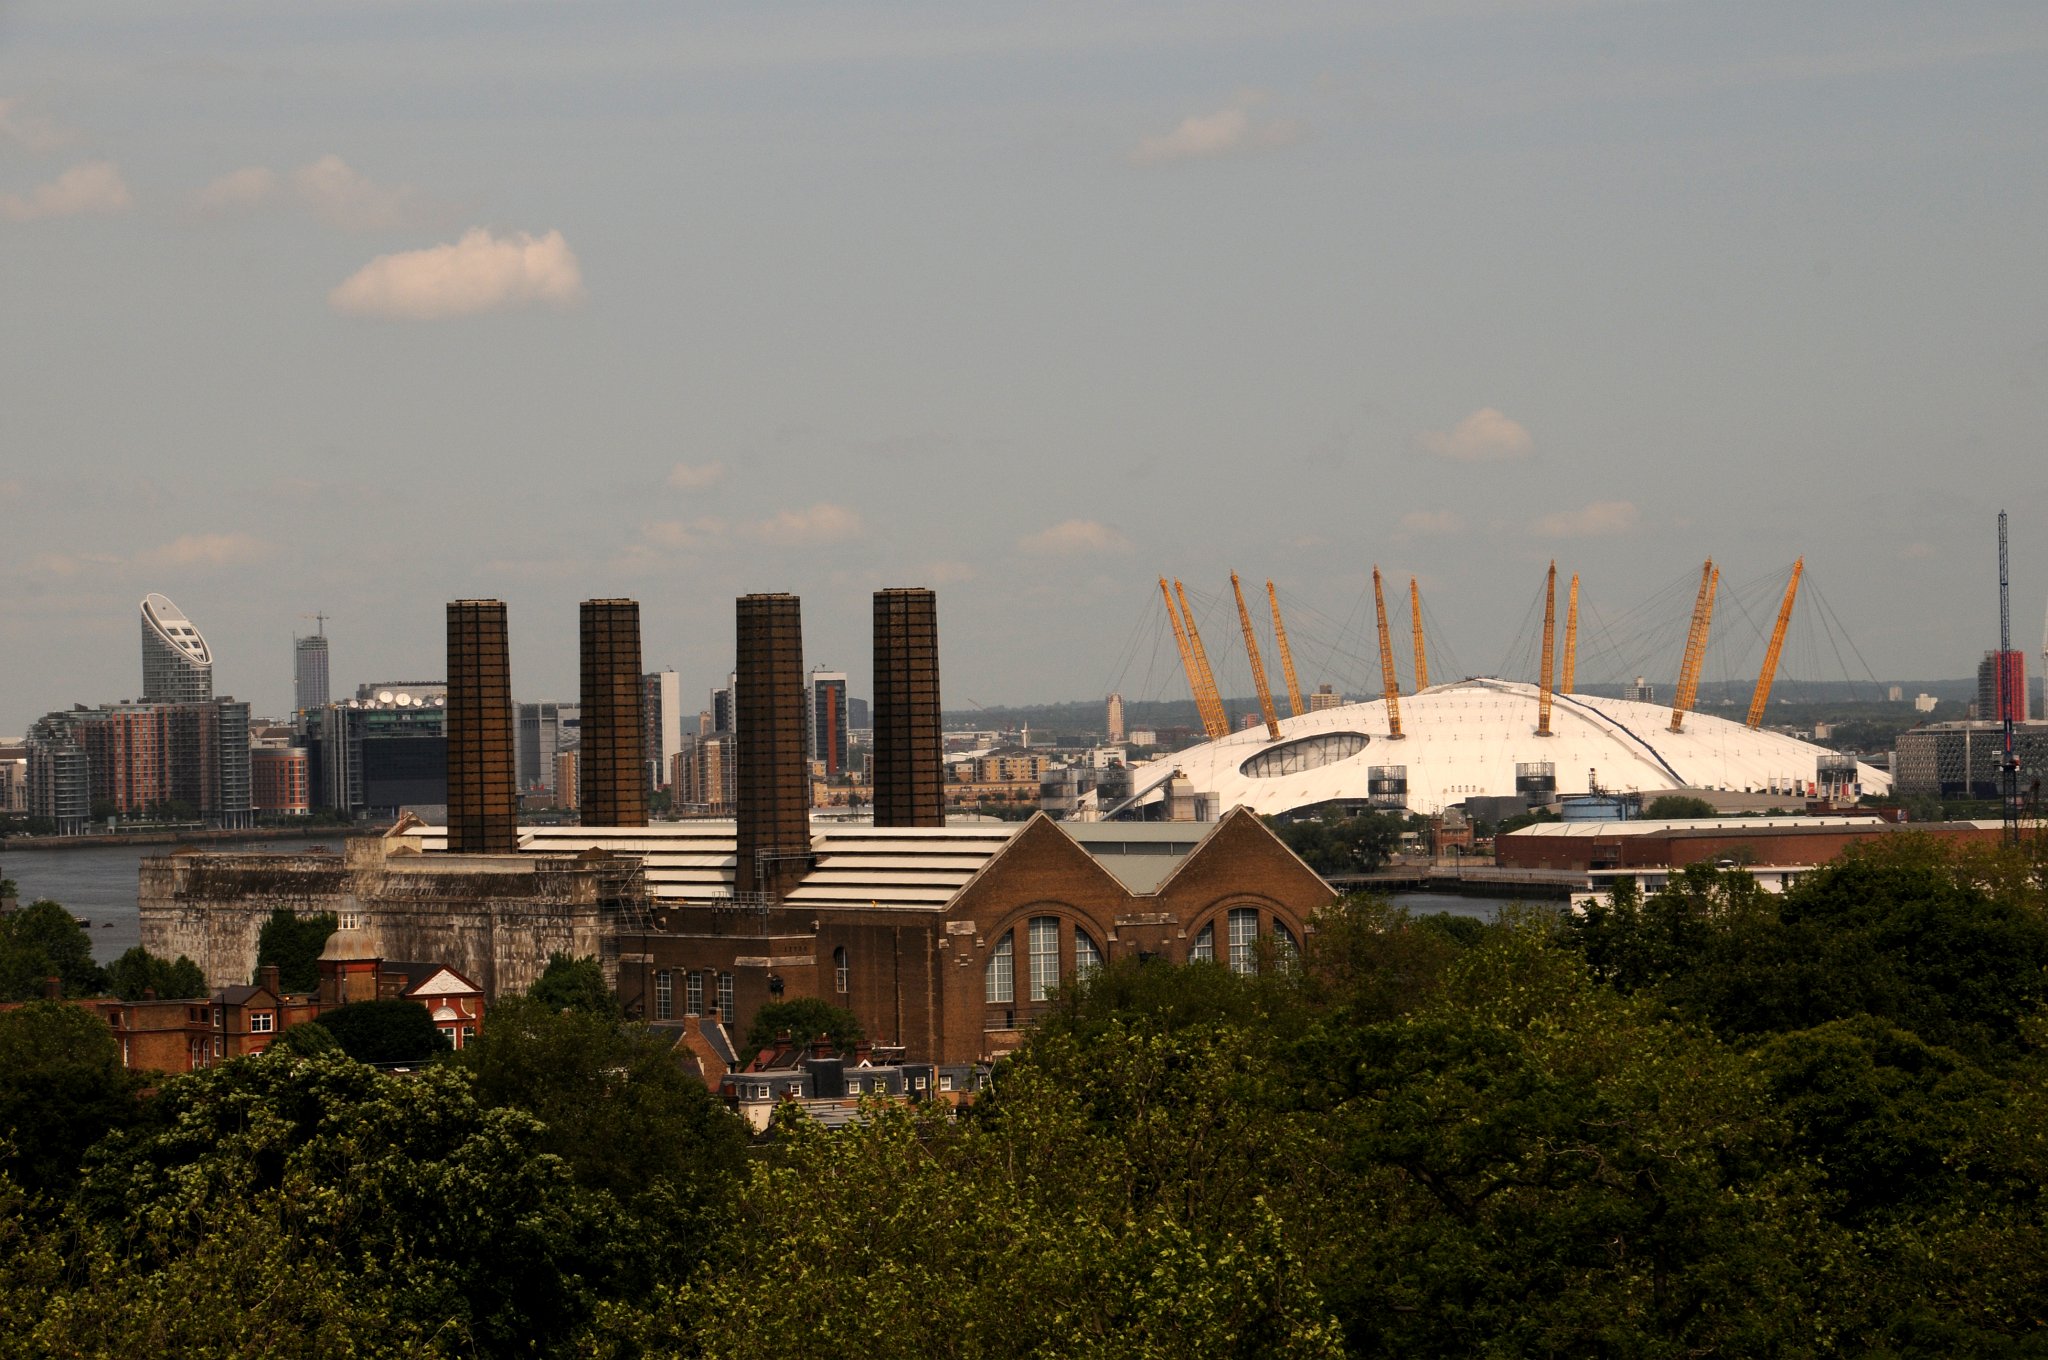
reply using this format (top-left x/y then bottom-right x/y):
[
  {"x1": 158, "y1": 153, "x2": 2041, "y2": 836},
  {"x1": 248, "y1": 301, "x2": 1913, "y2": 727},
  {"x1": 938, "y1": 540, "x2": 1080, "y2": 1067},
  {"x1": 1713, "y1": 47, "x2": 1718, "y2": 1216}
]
[{"x1": 0, "y1": 823, "x2": 391, "y2": 853}]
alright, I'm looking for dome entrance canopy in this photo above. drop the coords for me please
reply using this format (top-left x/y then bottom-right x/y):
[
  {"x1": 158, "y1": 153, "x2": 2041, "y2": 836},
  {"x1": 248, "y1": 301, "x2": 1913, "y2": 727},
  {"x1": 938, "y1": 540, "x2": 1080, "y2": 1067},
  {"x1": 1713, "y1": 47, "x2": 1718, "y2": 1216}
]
[{"x1": 1239, "y1": 731, "x2": 1370, "y2": 779}]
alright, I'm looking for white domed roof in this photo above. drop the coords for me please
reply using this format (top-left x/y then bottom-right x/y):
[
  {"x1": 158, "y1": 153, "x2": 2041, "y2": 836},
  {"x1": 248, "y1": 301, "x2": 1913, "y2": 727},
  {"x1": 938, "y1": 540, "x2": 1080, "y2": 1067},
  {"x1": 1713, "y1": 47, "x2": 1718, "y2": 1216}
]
[{"x1": 1126, "y1": 677, "x2": 1890, "y2": 818}]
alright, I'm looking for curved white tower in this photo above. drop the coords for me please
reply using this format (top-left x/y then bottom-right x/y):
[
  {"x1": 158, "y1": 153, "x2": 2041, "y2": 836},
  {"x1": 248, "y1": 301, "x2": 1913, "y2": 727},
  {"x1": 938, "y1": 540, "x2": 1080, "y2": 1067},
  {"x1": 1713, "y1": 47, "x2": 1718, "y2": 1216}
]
[{"x1": 140, "y1": 592, "x2": 214, "y2": 703}]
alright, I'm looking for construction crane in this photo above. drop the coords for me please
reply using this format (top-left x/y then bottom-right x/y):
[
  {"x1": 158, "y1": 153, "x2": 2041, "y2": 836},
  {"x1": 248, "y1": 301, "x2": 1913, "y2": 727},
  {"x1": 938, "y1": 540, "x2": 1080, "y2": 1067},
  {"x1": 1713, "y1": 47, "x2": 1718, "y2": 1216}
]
[
  {"x1": 1746, "y1": 558, "x2": 1803, "y2": 729},
  {"x1": 1160, "y1": 579, "x2": 1227, "y2": 739},
  {"x1": 1409, "y1": 578, "x2": 1429, "y2": 691},
  {"x1": 1999, "y1": 512, "x2": 2020, "y2": 845},
  {"x1": 1266, "y1": 581, "x2": 1305, "y2": 717},
  {"x1": 1560, "y1": 574, "x2": 1579, "y2": 695},
  {"x1": 1231, "y1": 573, "x2": 1282, "y2": 739},
  {"x1": 1537, "y1": 561, "x2": 1557, "y2": 737},
  {"x1": 1176, "y1": 579, "x2": 1232, "y2": 740},
  {"x1": 1372, "y1": 566, "x2": 1404, "y2": 739},
  {"x1": 1669, "y1": 559, "x2": 1718, "y2": 733}
]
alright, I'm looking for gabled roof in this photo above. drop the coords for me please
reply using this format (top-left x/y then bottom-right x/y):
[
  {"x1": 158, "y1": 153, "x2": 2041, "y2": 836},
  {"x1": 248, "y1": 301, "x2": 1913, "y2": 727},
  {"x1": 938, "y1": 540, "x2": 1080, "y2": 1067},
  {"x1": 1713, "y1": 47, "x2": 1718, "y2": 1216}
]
[
  {"x1": 214, "y1": 984, "x2": 275, "y2": 1006},
  {"x1": 384, "y1": 961, "x2": 482, "y2": 996}
]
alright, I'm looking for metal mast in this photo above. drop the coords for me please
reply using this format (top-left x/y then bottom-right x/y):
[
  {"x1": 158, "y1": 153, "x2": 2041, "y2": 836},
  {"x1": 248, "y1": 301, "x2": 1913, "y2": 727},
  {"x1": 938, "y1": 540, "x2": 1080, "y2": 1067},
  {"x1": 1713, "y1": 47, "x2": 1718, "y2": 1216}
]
[
  {"x1": 2000, "y1": 512, "x2": 2020, "y2": 845},
  {"x1": 1232, "y1": 572, "x2": 1282, "y2": 740},
  {"x1": 1266, "y1": 581, "x2": 1305, "y2": 717},
  {"x1": 1373, "y1": 566, "x2": 1404, "y2": 739},
  {"x1": 1746, "y1": 558, "x2": 1803, "y2": 729},
  {"x1": 1537, "y1": 561, "x2": 1557, "y2": 737},
  {"x1": 1161, "y1": 578, "x2": 1227, "y2": 739},
  {"x1": 1410, "y1": 578, "x2": 1430, "y2": 691},
  {"x1": 1175, "y1": 580, "x2": 1232, "y2": 740},
  {"x1": 1560, "y1": 573, "x2": 1579, "y2": 695},
  {"x1": 1669, "y1": 559, "x2": 1718, "y2": 734}
]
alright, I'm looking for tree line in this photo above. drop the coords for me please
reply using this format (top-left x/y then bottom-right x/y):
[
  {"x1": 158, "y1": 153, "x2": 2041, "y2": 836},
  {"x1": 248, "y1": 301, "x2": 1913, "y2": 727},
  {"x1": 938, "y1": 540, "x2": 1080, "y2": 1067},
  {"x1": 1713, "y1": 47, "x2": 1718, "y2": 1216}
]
[{"x1": 1, "y1": 833, "x2": 2045, "y2": 1356}]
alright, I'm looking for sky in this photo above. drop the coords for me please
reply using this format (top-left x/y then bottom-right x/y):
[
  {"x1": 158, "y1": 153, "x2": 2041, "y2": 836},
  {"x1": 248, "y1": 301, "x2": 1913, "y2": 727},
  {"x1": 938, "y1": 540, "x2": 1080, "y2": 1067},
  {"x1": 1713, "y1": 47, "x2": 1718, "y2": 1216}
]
[{"x1": 4, "y1": 0, "x2": 2047, "y2": 733}]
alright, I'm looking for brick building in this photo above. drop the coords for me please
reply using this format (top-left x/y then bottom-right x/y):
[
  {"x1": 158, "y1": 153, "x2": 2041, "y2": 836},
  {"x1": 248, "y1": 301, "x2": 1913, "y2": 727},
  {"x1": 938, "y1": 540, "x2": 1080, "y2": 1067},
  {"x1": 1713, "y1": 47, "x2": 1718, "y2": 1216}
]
[
  {"x1": 1497, "y1": 815, "x2": 2002, "y2": 874},
  {"x1": 410, "y1": 808, "x2": 1333, "y2": 1065}
]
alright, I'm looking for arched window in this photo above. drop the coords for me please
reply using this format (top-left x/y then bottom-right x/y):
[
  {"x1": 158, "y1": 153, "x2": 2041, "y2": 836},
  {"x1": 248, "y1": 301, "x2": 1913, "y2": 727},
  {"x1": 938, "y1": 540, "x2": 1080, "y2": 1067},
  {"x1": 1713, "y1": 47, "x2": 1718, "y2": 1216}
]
[
  {"x1": 1189, "y1": 923, "x2": 1215, "y2": 963},
  {"x1": 1273, "y1": 920, "x2": 1299, "y2": 969},
  {"x1": 834, "y1": 946, "x2": 849, "y2": 994},
  {"x1": 1227, "y1": 907, "x2": 1260, "y2": 976},
  {"x1": 985, "y1": 933, "x2": 1014, "y2": 1004},
  {"x1": 1028, "y1": 916, "x2": 1061, "y2": 1001},
  {"x1": 1075, "y1": 927, "x2": 1103, "y2": 979}
]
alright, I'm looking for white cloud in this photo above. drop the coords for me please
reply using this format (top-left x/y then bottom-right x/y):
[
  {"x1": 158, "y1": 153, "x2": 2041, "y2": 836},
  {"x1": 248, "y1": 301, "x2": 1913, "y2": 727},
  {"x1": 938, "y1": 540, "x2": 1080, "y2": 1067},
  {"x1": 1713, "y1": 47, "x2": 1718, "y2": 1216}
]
[
  {"x1": 667, "y1": 461, "x2": 727, "y2": 491},
  {"x1": 141, "y1": 532, "x2": 274, "y2": 568},
  {"x1": 1, "y1": 160, "x2": 132, "y2": 223},
  {"x1": 1417, "y1": 407, "x2": 1533, "y2": 462},
  {"x1": 328, "y1": 228, "x2": 585, "y2": 320},
  {"x1": 194, "y1": 165, "x2": 278, "y2": 214},
  {"x1": 1396, "y1": 509, "x2": 1464, "y2": 536},
  {"x1": 1532, "y1": 500, "x2": 1640, "y2": 538},
  {"x1": 1130, "y1": 90, "x2": 1305, "y2": 166},
  {"x1": 292, "y1": 154, "x2": 415, "y2": 231},
  {"x1": 1017, "y1": 518, "x2": 1134, "y2": 555},
  {"x1": 743, "y1": 503, "x2": 863, "y2": 546},
  {"x1": 0, "y1": 96, "x2": 72, "y2": 153}
]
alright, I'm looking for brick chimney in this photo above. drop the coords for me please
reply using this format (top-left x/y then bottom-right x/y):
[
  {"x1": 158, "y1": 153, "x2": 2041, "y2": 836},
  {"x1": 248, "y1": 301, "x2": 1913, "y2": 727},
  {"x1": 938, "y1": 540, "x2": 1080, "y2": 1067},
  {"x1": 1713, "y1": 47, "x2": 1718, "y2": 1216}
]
[
  {"x1": 734, "y1": 593, "x2": 810, "y2": 900},
  {"x1": 579, "y1": 598, "x2": 648, "y2": 828},
  {"x1": 42, "y1": 975, "x2": 61, "y2": 1001},
  {"x1": 259, "y1": 964, "x2": 282, "y2": 997},
  {"x1": 446, "y1": 599, "x2": 517, "y2": 854},
  {"x1": 872, "y1": 587, "x2": 944, "y2": 827}
]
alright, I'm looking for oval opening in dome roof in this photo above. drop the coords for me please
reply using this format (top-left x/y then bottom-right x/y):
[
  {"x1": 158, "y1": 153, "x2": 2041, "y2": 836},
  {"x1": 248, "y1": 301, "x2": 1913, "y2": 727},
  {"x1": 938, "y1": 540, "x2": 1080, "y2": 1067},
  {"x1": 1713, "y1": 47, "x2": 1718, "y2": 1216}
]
[{"x1": 1238, "y1": 731, "x2": 1371, "y2": 779}]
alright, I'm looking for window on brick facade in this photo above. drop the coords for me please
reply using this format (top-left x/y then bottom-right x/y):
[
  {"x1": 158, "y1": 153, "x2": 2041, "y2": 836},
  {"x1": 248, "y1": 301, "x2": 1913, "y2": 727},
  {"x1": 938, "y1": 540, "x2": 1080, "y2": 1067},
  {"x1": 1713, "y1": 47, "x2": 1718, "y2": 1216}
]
[
  {"x1": 939, "y1": 1073, "x2": 954, "y2": 1092},
  {"x1": 655, "y1": 970, "x2": 673, "y2": 1020},
  {"x1": 1274, "y1": 920, "x2": 1299, "y2": 969},
  {"x1": 717, "y1": 972, "x2": 734, "y2": 1024},
  {"x1": 1189, "y1": 923, "x2": 1215, "y2": 963},
  {"x1": 1075, "y1": 926, "x2": 1103, "y2": 979},
  {"x1": 1028, "y1": 916, "x2": 1060, "y2": 1002},
  {"x1": 250, "y1": 1012, "x2": 273, "y2": 1033},
  {"x1": 835, "y1": 946, "x2": 849, "y2": 994},
  {"x1": 985, "y1": 933, "x2": 1014, "y2": 1004},
  {"x1": 1227, "y1": 907, "x2": 1260, "y2": 976},
  {"x1": 686, "y1": 971, "x2": 703, "y2": 1016}
]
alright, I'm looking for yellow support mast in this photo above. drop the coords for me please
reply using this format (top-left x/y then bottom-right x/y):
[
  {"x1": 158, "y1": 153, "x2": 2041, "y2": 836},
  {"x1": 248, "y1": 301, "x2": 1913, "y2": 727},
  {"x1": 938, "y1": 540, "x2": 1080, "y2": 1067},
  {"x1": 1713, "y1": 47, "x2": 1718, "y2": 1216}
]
[
  {"x1": 1161, "y1": 578, "x2": 1226, "y2": 739},
  {"x1": 1747, "y1": 558, "x2": 1803, "y2": 728},
  {"x1": 1266, "y1": 581, "x2": 1305, "y2": 717},
  {"x1": 1175, "y1": 579, "x2": 1232, "y2": 739},
  {"x1": 1669, "y1": 559, "x2": 1719, "y2": 733},
  {"x1": 1409, "y1": 578, "x2": 1430, "y2": 691},
  {"x1": 1372, "y1": 566, "x2": 1405, "y2": 739},
  {"x1": 1232, "y1": 573, "x2": 1282, "y2": 740},
  {"x1": 1537, "y1": 561, "x2": 1558, "y2": 737},
  {"x1": 1561, "y1": 573, "x2": 1579, "y2": 695}
]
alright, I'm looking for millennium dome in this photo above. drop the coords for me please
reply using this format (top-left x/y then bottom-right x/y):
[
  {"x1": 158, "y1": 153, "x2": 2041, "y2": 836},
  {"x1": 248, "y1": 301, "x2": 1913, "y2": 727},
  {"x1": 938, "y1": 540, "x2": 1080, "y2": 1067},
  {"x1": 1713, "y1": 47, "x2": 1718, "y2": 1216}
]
[{"x1": 1119, "y1": 676, "x2": 1891, "y2": 819}]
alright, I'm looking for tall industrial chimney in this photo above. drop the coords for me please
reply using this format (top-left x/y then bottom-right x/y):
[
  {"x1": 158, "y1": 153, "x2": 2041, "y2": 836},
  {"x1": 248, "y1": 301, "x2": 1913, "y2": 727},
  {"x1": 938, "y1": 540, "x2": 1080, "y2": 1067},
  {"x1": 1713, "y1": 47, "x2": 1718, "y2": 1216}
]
[
  {"x1": 446, "y1": 599, "x2": 516, "y2": 854},
  {"x1": 872, "y1": 587, "x2": 944, "y2": 828},
  {"x1": 580, "y1": 598, "x2": 648, "y2": 828},
  {"x1": 734, "y1": 592, "x2": 810, "y2": 899}
]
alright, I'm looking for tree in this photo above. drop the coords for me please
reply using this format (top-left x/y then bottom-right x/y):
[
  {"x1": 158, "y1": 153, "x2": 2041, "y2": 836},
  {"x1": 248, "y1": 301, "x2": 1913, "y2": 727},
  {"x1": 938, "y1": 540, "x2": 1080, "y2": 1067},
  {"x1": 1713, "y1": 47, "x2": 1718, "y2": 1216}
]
[
  {"x1": 526, "y1": 952, "x2": 617, "y2": 1016},
  {"x1": 0, "y1": 1002, "x2": 141, "y2": 1198},
  {"x1": 1269, "y1": 812, "x2": 1406, "y2": 876},
  {"x1": 1645, "y1": 794, "x2": 1719, "y2": 819},
  {"x1": 742, "y1": 996, "x2": 864, "y2": 1061},
  {"x1": 253, "y1": 908, "x2": 336, "y2": 994},
  {"x1": 270, "y1": 1020, "x2": 339, "y2": 1057},
  {"x1": 0, "y1": 899, "x2": 108, "y2": 1000},
  {"x1": 106, "y1": 946, "x2": 209, "y2": 1001},
  {"x1": 317, "y1": 999, "x2": 449, "y2": 1063},
  {"x1": 454, "y1": 995, "x2": 748, "y2": 1289}
]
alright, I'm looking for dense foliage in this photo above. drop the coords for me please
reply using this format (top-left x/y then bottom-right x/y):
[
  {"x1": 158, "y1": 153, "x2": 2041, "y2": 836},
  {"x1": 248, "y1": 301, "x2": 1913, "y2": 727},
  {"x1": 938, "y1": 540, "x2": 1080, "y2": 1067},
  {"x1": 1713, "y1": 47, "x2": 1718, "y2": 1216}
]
[
  {"x1": 2, "y1": 833, "x2": 2046, "y2": 1356},
  {"x1": 743, "y1": 996, "x2": 865, "y2": 1061},
  {"x1": 1269, "y1": 811, "x2": 1407, "y2": 875},
  {"x1": 526, "y1": 951, "x2": 618, "y2": 1017},
  {"x1": 318, "y1": 997, "x2": 451, "y2": 1063},
  {"x1": 253, "y1": 907, "x2": 337, "y2": 993},
  {"x1": 0, "y1": 899, "x2": 108, "y2": 1000},
  {"x1": 106, "y1": 945, "x2": 208, "y2": 1002},
  {"x1": 1642, "y1": 793, "x2": 1719, "y2": 819}
]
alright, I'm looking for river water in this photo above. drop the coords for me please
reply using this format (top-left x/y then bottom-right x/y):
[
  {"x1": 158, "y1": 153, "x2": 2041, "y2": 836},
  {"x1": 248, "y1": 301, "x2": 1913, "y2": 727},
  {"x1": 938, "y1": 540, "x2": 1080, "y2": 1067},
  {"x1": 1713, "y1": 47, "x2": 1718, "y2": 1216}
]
[{"x1": 3, "y1": 836, "x2": 342, "y2": 963}]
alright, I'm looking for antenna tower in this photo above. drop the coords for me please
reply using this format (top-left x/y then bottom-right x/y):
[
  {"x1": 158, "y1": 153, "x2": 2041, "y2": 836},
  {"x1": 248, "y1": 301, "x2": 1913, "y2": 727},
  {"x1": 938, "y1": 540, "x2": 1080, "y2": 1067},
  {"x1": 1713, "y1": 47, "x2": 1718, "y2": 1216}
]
[{"x1": 1999, "y1": 511, "x2": 2020, "y2": 845}]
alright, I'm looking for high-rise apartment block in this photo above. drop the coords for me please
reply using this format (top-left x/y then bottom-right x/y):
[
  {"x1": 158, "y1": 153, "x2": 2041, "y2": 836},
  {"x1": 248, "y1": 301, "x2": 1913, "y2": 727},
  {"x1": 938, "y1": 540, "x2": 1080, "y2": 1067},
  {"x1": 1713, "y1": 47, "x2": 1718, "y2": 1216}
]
[
  {"x1": 294, "y1": 632, "x2": 331, "y2": 714},
  {"x1": 140, "y1": 594, "x2": 214, "y2": 704},
  {"x1": 1978, "y1": 649, "x2": 2029, "y2": 724},
  {"x1": 644, "y1": 670, "x2": 681, "y2": 792},
  {"x1": 1308, "y1": 684, "x2": 1343, "y2": 712},
  {"x1": 445, "y1": 600, "x2": 516, "y2": 854},
  {"x1": 1106, "y1": 693, "x2": 1126, "y2": 744},
  {"x1": 809, "y1": 669, "x2": 849, "y2": 776},
  {"x1": 26, "y1": 699, "x2": 251, "y2": 833},
  {"x1": 579, "y1": 599, "x2": 647, "y2": 828}
]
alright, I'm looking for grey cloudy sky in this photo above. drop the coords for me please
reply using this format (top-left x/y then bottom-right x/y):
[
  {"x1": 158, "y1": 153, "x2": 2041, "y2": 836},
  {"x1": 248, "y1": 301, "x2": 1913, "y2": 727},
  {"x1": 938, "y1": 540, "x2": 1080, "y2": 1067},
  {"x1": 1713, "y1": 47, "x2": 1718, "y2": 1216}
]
[{"x1": 4, "y1": 0, "x2": 2046, "y2": 732}]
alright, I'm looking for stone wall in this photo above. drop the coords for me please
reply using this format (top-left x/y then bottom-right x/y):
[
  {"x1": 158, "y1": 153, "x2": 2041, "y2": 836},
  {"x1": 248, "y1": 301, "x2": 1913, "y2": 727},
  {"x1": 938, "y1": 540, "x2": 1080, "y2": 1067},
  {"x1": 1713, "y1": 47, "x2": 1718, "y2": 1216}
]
[{"x1": 139, "y1": 838, "x2": 637, "y2": 995}]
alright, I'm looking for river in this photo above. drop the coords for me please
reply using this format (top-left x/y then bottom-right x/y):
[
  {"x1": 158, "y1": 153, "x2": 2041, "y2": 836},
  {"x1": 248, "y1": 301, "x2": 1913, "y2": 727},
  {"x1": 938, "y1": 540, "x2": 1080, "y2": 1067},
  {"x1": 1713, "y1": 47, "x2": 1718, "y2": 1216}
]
[{"x1": 3, "y1": 836, "x2": 343, "y2": 963}]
